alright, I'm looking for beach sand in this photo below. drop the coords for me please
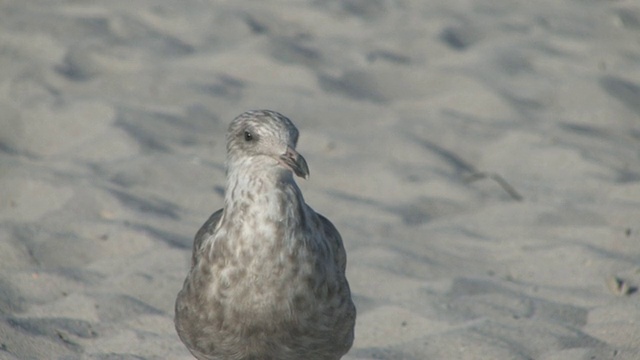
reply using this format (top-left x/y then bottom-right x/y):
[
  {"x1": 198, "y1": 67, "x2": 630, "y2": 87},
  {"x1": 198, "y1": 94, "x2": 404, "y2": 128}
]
[{"x1": 1, "y1": 0, "x2": 639, "y2": 359}]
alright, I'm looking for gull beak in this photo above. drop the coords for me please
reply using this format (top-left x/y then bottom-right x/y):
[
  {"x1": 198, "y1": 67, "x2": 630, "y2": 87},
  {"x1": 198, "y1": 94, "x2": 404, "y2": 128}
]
[{"x1": 279, "y1": 146, "x2": 309, "y2": 179}]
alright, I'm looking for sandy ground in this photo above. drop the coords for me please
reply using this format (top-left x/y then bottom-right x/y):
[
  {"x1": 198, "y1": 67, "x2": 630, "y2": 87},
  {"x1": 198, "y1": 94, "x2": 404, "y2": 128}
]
[{"x1": 1, "y1": 0, "x2": 640, "y2": 359}]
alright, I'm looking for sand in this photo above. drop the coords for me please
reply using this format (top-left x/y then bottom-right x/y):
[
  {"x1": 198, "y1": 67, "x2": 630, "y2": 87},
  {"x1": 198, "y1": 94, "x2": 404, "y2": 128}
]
[{"x1": 1, "y1": 0, "x2": 639, "y2": 359}]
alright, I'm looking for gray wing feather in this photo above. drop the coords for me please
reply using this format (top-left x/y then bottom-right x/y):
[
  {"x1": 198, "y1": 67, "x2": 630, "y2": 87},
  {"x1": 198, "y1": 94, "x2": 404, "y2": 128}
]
[
  {"x1": 191, "y1": 208, "x2": 223, "y2": 267},
  {"x1": 317, "y1": 213, "x2": 347, "y2": 272}
]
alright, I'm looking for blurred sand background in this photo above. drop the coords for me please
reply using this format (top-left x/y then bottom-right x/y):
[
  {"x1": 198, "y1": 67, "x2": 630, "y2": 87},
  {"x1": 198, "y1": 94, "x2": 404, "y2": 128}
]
[{"x1": 1, "y1": 0, "x2": 639, "y2": 359}]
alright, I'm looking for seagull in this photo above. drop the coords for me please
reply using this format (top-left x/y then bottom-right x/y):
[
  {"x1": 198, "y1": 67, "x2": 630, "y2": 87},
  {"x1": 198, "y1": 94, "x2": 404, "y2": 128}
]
[{"x1": 175, "y1": 110, "x2": 356, "y2": 360}]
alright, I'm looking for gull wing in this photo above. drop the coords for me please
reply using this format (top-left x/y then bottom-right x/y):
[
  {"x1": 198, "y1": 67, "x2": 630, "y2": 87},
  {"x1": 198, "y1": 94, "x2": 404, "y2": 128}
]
[
  {"x1": 191, "y1": 208, "x2": 223, "y2": 267},
  {"x1": 317, "y1": 213, "x2": 347, "y2": 272}
]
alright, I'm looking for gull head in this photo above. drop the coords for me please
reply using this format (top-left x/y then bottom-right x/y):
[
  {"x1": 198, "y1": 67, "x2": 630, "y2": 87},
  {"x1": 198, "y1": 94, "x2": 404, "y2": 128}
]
[{"x1": 226, "y1": 110, "x2": 309, "y2": 179}]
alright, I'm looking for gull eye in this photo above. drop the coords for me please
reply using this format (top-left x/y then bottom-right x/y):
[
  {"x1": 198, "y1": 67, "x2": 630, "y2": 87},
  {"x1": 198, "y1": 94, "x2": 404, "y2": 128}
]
[{"x1": 244, "y1": 131, "x2": 253, "y2": 142}]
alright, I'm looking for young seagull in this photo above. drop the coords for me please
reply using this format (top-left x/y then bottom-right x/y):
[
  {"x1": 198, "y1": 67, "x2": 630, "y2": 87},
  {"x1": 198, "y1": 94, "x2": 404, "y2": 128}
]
[{"x1": 175, "y1": 110, "x2": 356, "y2": 360}]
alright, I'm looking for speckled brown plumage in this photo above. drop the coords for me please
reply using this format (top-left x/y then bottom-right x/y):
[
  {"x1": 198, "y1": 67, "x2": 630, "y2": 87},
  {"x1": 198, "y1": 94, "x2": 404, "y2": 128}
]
[{"x1": 175, "y1": 110, "x2": 356, "y2": 360}]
